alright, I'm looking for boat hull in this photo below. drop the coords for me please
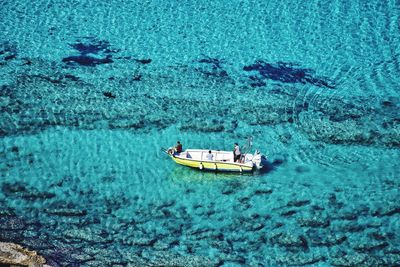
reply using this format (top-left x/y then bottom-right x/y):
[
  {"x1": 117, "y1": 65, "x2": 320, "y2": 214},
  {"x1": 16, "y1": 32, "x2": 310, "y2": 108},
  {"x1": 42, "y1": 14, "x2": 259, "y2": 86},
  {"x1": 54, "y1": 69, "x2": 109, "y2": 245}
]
[{"x1": 171, "y1": 155, "x2": 254, "y2": 172}]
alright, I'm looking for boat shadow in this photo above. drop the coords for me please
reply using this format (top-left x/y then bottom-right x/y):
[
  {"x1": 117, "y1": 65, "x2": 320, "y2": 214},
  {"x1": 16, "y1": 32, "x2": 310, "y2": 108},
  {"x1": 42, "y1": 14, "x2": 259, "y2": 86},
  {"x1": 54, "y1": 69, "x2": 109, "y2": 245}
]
[{"x1": 258, "y1": 160, "x2": 276, "y2": 174}]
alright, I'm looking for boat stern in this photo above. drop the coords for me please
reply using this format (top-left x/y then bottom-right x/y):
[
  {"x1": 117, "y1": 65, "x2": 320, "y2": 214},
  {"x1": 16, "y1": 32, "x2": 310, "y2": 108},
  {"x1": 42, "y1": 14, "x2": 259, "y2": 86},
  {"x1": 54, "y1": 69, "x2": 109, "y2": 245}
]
[{"x1": 251, "y1": 151, "x2": 268, "y2": 170}]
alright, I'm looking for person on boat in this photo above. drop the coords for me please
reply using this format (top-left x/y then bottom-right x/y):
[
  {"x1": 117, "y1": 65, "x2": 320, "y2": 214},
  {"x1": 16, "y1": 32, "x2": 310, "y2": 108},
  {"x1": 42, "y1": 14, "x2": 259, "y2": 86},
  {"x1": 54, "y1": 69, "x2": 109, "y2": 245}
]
[
  {"x1": 175, "y1": 141, "x2": 183, "y2": 154},
  {"x1": 167, "y1": 141, "x2": 183, "y2": 155},
  {"x1": 206, "y1": 150, "x2": 214, "y2": 161},
  {"x1": 233, "y1": 143, "x2": 241, "y2": 162}
]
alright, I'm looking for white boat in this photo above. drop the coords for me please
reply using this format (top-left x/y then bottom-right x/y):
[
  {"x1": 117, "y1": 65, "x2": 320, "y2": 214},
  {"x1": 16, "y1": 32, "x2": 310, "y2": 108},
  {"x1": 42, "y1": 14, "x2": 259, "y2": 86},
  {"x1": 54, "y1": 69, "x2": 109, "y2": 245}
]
[{"x1": 163, "y1": 138, "x2": 267, "y2": 173}]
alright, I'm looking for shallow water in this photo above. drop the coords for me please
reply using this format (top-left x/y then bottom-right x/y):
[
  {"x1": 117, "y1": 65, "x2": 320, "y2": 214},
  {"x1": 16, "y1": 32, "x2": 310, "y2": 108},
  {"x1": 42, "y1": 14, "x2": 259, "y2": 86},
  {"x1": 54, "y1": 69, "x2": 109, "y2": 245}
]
[{"x1": 1, "y1": 0, "x2": 400, "y2": 266}]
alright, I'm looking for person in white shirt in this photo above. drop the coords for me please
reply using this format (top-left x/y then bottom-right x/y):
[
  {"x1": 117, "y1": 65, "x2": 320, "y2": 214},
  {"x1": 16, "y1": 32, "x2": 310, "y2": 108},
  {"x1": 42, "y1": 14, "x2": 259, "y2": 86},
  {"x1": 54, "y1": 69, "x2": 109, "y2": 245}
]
[
  {"x1": 206, "y1": 150, "x2": 214, "y2": 161},
  {"x1": 233, "y1": 143, "x2": 241, "y2": 162}
]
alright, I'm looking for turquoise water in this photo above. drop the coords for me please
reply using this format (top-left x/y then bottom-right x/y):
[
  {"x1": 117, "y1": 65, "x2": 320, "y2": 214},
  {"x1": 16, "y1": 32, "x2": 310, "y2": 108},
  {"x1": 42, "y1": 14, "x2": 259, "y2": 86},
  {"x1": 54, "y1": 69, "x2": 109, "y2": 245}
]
[{"x1": 1, "y1": 0, "x2": 399, "y2": 266}]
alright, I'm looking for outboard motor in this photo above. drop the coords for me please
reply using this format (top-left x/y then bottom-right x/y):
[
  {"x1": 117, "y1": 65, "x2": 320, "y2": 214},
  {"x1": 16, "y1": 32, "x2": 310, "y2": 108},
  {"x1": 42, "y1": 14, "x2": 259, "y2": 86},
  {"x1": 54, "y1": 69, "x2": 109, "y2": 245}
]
[{"x1": 252, "y1": 150, "x2": 265, "y2": 169}]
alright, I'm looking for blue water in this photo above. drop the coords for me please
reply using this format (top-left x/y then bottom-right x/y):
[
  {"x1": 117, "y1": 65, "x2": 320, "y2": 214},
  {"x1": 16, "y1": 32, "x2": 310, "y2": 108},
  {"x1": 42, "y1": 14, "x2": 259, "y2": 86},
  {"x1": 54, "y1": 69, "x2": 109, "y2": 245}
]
[{"x1": 1, "y1": 0, "x2": 399, "y2": 266}]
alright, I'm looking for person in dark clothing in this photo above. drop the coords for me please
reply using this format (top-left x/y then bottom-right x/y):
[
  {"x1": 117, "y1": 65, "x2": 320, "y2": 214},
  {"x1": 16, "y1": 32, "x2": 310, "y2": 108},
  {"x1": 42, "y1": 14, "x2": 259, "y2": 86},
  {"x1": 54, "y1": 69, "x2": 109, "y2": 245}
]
[
  {"x1": 175, "y1": 141, "x2": 183, "y2": 153},
  {"x1": 233, "y1": 143, "x2": 241, "y2": 162},
  {"x1": 167, "y1": 141, "x2": 183, "y2": 155}
]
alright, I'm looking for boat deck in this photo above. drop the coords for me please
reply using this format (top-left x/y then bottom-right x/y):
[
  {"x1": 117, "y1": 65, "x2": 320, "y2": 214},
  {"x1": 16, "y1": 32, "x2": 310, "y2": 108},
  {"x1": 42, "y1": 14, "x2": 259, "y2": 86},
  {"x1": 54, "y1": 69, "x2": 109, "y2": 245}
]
[{"x1": 171, "y1": 149, "x2": 255, "y2": 172}]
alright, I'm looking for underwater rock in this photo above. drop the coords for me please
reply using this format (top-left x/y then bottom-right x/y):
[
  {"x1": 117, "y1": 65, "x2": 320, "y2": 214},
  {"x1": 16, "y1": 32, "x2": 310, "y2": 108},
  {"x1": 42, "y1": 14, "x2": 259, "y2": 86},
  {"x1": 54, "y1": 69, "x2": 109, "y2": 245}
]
[
  {"x1": 381, "y1": 101, "x2": 394, "y2": 107},
  {"x1": 195, "y1": 56, "x2": 230, "y2": 79},
  {"x1": 0, "y1": 242, "x2": 48, "y2": 267},
  {"x1": 68, "y1": 252, "x2": 95, "y2": 264},
  {"x1": 327, "y1": 193, "x2": 344, "y2": 209},
  {"x1": 385, "y1": 248, "x2": 400, "y2": 255},
  {"x1": 21, "y1": 236, "x2": 52, "y2": 250},
  {"x1": 103, "y1": 92, "x2": 116, "y2": 99},
  {"x1": 63, "y1": 228, "x2": 111, "y2": 244},
  {"x1": 310, "y1": 234, "x2": 347, "y2": 247},
  {"x1": 339, "y1": 222, "x2": 366, "y2": 233},
  {"x1": 298, "y1": 108, "x2": 400, "y2": 147},
  {"x1": 243, "y1": 61, "x2": 334, "y2": 88},
  {"x1": 219, "y1": 254, "x2": 246, "y2": 266},
  {"x1": 0, "y1": 208, "x2": 16, "y2": 217},
  {"x1": 275, "y1": 254, "x2": 326, "y2": 266},
  {"x1": 278, "y1": 132, "x2": 292, "y2": 144},
  {"x1": 4, "y1": 54, "x2": 16, "y2": 61},
  {"x1": 353, "y1": 241, "x2": 389, "y2": 253},
  {"x1": 157, "y1": 200, "x2": 177, "y2": 210},
  {"x1": 0, "y1": 42, "x2": 17, "y2": 64},
  {"x1": 238, "y1": 196, "x2": 250, "y2": 204},
  {"x1": 0, "y1": 230, "x2": 24, "y2": 243},
  {"x1": 250, "y1": 223, "x2": 265, "y2": 232},
  {"x1": 125, "y1": 237, "x2": 157, "y2": 247},
  {"x1": 333, "y1": 211, "x2": 358, "y2": 221},
  {"x1": 85, "y1": 248, "x2": 126, "y2": 266},
  {"x1": 312, "y1": 205, "x2": 325, "y2": 211},
  {"x1": 330, "y1": 253, "x2": 368, "y2": 267},
  {"x1": 145, "y1": 251, "x2": 214, "y2": 267},
  {"x1": 269, "y1": 233, "x2": 308, "y2": 250},
  {"x1": 281, "y1": 210, "x2": 297, "y2": 217},
  {"x1": 381, "y1": 254, "x2": 400, "y2": 266},
  {"x1": 197, "y1": 57, "x2": 224, "y2": 68},
  {"x1": 286, "y1": 200, "x2": 311, "y2": 207},
  {"x1": 64, "y1": 74, "x2": 80, "y2": 81},
  {"x1": 30, "y1": 74, "x2": 63, "y2": 85},
  {"x1": 108, "y1": 118, "x2": 145, "y2": 130},
  {"x1": 168, "y1": 239, "x2": 180, "y2": 248},
  {"x1": 196, "y1": 68, "x2": 229, "y2": 79},
  {"x1": 135, "y1": 58, "x2": 152, "y2": 64},
  {"x1": 253, "y1": 188, "x2": 273, "y2": 195},
  {"x1": 179, "y1": 119, "x2": 225, "y2": 132},
  {"x1": 21, "y1": 58, "x2": 32, "y2": 65},
  {"x1": 273, "y1": 222, "x2": 284, "y2": 229},
  {"x1": 192, "y1": 229, "x2": 224, "y2": 242},
  {"x1": 44, "y1": 208, "x2": 87, "y2": 217},
  {"x1": 248, "y1": 112, "x2": 283, "y2": 125},
  {"x1": 222, "y1": 188, "x2": 234, "y2": 195},
  {"x1": 2, "y1": 182, "x2": 28, "y2": 195},
  {"x1": 297, "y1": 216, "x2": 330, "y2": 228},
  {"x1": 61, "y1": 37, "x2": 117, "y2": 68},
  {"x1": 62, "y1": 55, "x2": 113, "y2": 67},
  {"x1": 380, "y1": 97, "x2": 398, "y2": 108},
  {"x1": 0, "y1": 217, "x2": 26, "y2": 231},
  {"x1": 372, "y1": 205, "x2": 400, "y2": 217},
  {"x1": 132, "y1": 74, "x2": 142, "y2": 81},
  {"x1": 70, "y1": 39, "x2": 117, "y2": 55},
  {"x1": 247, "y1": 75, "x2": 266, "y2": 87},
  {"x1": 22, "y1": 191, "x2": 56, "y2": 201},
  {"x1": 368, "y1": 231, "x2": 394, "y2": 241}
]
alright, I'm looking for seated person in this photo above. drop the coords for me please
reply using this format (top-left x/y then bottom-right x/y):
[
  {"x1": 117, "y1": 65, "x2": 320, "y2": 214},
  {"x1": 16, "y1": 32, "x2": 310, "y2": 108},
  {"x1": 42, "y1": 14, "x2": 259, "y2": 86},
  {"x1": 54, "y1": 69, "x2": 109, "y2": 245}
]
[
  {"x1": 168, "y1": 141, "x2": 183, "y2": 155},
  {"x1": 206, "y1": 150, "x2": 214, "y2": 161},
  {"x1": 175, "y1": 141, "x2": 182, "y2": 153}
]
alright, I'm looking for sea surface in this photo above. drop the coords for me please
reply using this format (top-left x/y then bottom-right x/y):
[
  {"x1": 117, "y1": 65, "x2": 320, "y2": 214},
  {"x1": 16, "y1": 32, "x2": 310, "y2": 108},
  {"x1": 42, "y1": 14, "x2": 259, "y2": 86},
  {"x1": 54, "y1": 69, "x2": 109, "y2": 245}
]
[{"x1": 1, "y1": 0, "x2": 399, "y2": 266}]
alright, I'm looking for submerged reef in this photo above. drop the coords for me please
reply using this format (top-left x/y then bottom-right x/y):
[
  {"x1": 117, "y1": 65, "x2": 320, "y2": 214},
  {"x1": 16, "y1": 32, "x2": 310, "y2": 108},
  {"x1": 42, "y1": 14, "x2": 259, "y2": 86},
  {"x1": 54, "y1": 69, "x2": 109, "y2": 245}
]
[
  {"x1": 0, "y1": 42, "x2": 18, "y2": 64},
  {"x1": 62, "y1": 55, "x2": 113, "y2": 67},
  {"x1": 0, "y1": 177, "x2": 399, "y2": 266},
  {"x1": 1, "y1": 53, "x2": 399, "y2": 147},
  {"x1": 243, "y1": 61, "x2": 335, "y2": 89},
  {"x1": 0, "y1": 138, "x2": 399, "y2": 265},
  {"x1": 62, "y1": 38, "x2": 118, "y2": 67},
  {"x1": 193, "y1": 56, "x2": 230, "y2": 80},
  {"x1": 0, "y1": 63, "x2": 400, "y2": 147}
]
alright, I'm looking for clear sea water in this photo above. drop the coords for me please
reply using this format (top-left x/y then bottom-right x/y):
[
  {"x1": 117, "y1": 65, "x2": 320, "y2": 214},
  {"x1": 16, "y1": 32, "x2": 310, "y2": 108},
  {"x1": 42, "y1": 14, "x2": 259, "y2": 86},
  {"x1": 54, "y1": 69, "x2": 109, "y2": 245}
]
[{"x1": 1, "y1": 0, "x2": 399, "y2": 266}]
